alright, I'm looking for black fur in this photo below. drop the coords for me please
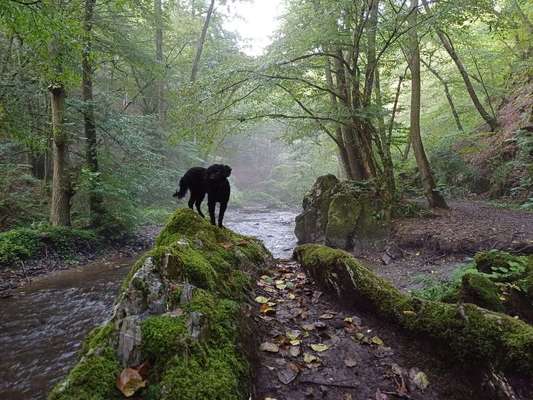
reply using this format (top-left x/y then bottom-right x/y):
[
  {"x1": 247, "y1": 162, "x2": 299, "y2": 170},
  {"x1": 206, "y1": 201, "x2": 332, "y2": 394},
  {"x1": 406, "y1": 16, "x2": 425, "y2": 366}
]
[{"x1": 173, "y1": 164, "x2": 232, "y2": 227}]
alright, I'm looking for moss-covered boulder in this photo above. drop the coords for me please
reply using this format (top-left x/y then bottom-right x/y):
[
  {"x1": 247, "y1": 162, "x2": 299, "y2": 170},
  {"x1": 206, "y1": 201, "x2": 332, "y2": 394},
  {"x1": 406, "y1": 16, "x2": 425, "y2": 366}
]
[
  {"x1": 294, "y1": 244, "x2": 533, "y2": 374},
  {"x1": 294, "y1": 176, "x2": 388, "y2": 250},
  {"x1": 460, "y1": 273, "x2": 505, "y2": 312},
  {"x1": 49, "y1": 208, "x2": 271, "y2": 400}
]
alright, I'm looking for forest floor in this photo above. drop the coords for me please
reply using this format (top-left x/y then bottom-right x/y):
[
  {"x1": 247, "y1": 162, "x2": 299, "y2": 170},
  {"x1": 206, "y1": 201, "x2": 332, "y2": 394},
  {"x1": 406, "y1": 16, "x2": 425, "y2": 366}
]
[
  {"x1": 354, "y1": 200, "x2": 533, "y2": 292},
  {"x1": 0, "y1": 225, "x2": 159, "y2": 296},
  {"x1": 251, "y1": 260, "x2": 488, "y2": 400}
]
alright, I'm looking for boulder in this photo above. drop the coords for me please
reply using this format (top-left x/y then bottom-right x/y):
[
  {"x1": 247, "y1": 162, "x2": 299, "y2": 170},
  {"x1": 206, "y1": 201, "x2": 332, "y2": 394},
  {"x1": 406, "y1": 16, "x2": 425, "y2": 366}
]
[
  {"x1": 49, "y1": 208, "x2": 272, "y2": 400},
  {"x1": 295, "y1": 175, "x2": 388, "y2": 250}
]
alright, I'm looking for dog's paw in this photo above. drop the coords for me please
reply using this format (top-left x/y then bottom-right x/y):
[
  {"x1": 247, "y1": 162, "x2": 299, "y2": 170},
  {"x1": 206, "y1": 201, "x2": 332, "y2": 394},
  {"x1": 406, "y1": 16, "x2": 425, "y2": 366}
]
[{"x1": 172, "y1": 192, "x2": 178, "y2": 197}]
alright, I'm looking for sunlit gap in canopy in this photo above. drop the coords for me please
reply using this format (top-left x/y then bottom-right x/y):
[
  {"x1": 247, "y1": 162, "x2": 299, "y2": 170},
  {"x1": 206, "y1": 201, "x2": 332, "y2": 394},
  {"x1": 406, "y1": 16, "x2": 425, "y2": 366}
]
[{"x1": 223, "y1": 0, "x2": 284, "y2": 57}]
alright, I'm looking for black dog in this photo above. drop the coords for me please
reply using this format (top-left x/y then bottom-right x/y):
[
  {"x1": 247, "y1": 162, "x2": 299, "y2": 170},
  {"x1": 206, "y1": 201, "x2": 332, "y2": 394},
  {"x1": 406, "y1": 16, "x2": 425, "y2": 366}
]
[{"x1": 173, "y1": 164, "x2": 231, "y2": 227}]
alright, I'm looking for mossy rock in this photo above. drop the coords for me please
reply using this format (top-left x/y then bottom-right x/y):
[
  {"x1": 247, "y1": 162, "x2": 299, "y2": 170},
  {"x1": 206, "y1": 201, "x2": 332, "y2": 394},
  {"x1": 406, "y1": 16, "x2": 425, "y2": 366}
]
[
  {"x1": 295, "y1": 176, "x2": 388, "y2": 250},
  {"x1": 459, "y1": 273, "x2": 504, "y2": 312},
  {"x1": 294, "y1": 244, "x2": 533, "y2": 374},
  {"x1": 49, "y1": 208, "x2": 271, "y2": 400}
]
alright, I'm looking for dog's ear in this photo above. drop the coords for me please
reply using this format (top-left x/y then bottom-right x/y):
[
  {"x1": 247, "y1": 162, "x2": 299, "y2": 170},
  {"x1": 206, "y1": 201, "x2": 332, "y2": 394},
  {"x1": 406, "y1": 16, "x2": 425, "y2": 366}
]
[{"x1": 224, "y1": 165, "x2": 232, "y2": 177}]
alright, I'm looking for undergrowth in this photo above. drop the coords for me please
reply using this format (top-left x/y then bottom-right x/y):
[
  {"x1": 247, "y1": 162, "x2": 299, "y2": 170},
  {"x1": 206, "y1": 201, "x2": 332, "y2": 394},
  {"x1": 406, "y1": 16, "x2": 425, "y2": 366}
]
[{"x1": 0, "y1": 225, "x2": 98, "y2": 266}]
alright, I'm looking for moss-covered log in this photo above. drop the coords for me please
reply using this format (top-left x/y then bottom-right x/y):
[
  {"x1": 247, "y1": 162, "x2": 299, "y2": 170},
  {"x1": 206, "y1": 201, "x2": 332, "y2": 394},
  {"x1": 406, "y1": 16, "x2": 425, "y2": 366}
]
[
  {"x1": 49, "y1": 209, "x2": 271, "y2": 400},
  {"x1": 294, "y1": 244, "x2": 533, "y2": 374}
]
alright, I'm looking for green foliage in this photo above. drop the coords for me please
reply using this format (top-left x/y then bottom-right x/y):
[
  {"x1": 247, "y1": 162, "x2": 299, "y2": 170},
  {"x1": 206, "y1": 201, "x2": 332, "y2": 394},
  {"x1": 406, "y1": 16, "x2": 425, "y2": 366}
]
[{"x1": 0, "y1": 225, "x2": 98, "y2": 265}]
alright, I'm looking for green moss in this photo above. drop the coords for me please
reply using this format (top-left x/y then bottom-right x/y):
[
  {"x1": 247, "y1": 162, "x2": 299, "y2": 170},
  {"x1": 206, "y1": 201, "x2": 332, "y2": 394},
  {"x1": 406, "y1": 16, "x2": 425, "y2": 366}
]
[
  {"x1": 48, "y1": 333, "x2": 120, "y2": 400},
  {"x1": 460, "y1": 273, "x2": 504, "y2": 312},
  {"x1": 82, "y1": 323, "x2": 114, "y2": 354},
  {"x1": 325, "y1": 193, "x2": 361, "y2": 246},
  {"x1": 160, "y1": 347, "x2": 248, "y2": 400},
  {"x1": 141, "y1": 315, "x2": 189, "y2": 362},
  {"x1": 295, "y1": 244, "x2": 533, "y2": 374}
]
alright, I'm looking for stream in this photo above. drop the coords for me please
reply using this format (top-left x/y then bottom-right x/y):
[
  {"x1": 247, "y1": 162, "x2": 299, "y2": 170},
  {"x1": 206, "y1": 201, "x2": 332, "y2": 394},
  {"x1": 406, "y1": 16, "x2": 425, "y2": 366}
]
[{"x1": 0, "y1": 208, "x2": 297, "y2": 400}]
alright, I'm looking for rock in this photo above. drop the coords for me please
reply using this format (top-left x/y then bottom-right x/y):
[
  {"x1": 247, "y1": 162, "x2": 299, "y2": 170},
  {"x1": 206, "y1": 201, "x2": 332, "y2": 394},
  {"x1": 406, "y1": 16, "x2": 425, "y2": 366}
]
[
  {"x1": 294, "y1": 176, "x2": 388, "y2": 250},
  {"x1": 117, "y1": 315, "x2": 143, "y2": 367},
  {"x1": 186, "y1": 311, "x2": 206, "y2": 341}
]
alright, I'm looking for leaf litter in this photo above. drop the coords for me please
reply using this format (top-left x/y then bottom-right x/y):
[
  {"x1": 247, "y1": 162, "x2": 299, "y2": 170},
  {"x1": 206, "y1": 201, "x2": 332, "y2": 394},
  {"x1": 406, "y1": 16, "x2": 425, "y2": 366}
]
[{"x1": 251, "y1": 260, "x2": 476, "y2": 399}]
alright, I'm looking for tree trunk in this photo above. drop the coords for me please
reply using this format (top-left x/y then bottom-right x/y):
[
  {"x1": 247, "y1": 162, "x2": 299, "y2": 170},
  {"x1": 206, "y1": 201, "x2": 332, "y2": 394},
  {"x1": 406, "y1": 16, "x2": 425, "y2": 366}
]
[
  {"x1": 325, "y1": 57, "x2": 352, "y2": 179},
  {"x1": 334, "y1": 52, "x2": 366, "y2": 180},
  {"x1": 421, "y1": 59, "x2": 464, "y2": 132},
  {"x1": 83, "y1": 0, "x2": 104, "y2": 226},
  {"x1": 191, "y1": 0, "x2": 215, "y2": 82},
  {"x1": 154, "y1": 0, "x2": 165, "y2": 121},
  {"x1": 421, "y1": 0, "x2": 497, "y2": 131},
  {"x1": 49, "y1": 84, "x2": 72, "y2": 226},
  {"x1": 374, "y1": 67, "x2": 396, "y2": 198},
  {"x1": 408, "y1": 0, "x2": 447, "y2": 209},
  {"x1": 363, "y1": 0, "x2": 379, "y2": 105}
]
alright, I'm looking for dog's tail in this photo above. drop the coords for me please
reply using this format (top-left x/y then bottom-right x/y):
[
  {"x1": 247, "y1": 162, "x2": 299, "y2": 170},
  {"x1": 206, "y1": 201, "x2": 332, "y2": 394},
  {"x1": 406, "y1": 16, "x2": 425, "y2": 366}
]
[{"x1": 173, "y1": 177, "x2": 188, "y2": 199}]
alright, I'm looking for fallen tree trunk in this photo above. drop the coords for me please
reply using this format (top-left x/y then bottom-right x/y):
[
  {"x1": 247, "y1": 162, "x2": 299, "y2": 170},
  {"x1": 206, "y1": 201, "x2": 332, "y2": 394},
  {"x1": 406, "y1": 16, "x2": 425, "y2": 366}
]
[
  {"x1": 49, "y1": 209, "x2": 272, "y2": 400},
  {"x1": 294, "y1": 244, "x2": 533, "y2": 374}
]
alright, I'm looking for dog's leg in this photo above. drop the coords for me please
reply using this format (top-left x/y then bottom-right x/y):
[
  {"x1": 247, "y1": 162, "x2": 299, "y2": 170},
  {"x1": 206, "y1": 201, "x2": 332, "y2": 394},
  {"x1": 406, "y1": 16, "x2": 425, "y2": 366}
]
[
  {"x1": 195, "y1": 198, "x2": 205, "y2": 218},
  {"x1": 218, "y1": 201, "x2": 227, "y2": 228},
  {"x1": 188, "y1": 196, "x2": 195, "y2": 210},
  {"x1": 208, "y1": 199, "x2": 217, "y2": 226}
]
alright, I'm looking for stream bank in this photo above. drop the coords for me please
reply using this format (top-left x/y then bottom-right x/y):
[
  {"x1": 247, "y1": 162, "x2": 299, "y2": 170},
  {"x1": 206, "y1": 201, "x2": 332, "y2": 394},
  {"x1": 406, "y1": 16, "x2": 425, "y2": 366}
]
[{"x1": 0, "y1": 208, "x2": 296, "y2": 400}]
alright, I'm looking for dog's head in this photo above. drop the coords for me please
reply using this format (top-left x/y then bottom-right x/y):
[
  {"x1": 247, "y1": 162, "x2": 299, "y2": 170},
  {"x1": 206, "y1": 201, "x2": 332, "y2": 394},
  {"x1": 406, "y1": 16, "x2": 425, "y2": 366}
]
[{"x1": 206, "y1": 164, "x2": 232, "y2": 182}]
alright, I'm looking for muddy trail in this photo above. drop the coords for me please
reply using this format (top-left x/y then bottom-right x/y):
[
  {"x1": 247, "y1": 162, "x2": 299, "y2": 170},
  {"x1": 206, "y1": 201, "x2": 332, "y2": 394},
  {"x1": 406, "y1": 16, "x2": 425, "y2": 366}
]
[{"x1": 251, "y1": 260, "x2": 487, "y2": 400}]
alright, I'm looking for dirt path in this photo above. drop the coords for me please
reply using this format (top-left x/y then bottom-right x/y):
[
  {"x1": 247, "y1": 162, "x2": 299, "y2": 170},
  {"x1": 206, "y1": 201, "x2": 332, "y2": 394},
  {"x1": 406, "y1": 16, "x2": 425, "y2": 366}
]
[
  {"x1": 355, "y1": 200, "x2": 533, "y2": 292},
  {"x1": 251, "y1": 260, "x2": 483, "y2": 400}
]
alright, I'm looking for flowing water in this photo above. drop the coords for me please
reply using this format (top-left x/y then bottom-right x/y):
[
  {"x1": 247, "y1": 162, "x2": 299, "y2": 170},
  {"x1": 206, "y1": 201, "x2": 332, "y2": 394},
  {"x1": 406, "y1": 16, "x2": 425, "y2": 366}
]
[{"x1": 0, "y1": 208, "x2": 297, "y2": 400}]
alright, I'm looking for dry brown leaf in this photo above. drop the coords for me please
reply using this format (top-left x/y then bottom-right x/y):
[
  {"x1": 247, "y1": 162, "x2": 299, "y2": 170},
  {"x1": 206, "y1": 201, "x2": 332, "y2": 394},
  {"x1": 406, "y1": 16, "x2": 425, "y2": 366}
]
[
  {"x1": 116, "y1": 368, "x2": 146, "y2": 397},
  {"x1": 259, "y1": 342, "x2": 279, "y2": 353}
]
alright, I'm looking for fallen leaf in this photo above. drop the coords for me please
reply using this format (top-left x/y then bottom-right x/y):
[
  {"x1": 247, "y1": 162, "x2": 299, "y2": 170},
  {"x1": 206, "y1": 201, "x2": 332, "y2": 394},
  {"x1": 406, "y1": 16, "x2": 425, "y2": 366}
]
[
  {"x1": 287, "y1": 293, "x2": 296, "y2": 300},
  {"x1": 301, "y1": 323, "x2": 315, "y2": 331},
  {"x1": 277, "y1": 365, "x2": 298, "y2": 384},
  {"x1": 370, "y1": 336, "x2": 384, "y2": 346},
  {"x1": 409, "y1": 368, "x2": 429, "y2": 390},
  {"x1": 259, "y1": 342, "x2": 279, "y2": 353},
  {"x1": 344, "y1": 357, "x2": 357, "y2": 368},
  {"x1": 289, "y1": 346, "x2": 301, "y2": 357},
  {"x1": 255, "y1": 296, "x2": 269, "y2": 304},
  {"x1": 286, "y1": 330, "x2": 301, "y2": 340},
  {"x1": 354, "y1": 333, "x2": 365, "y2": 341},
  {"x1": 319, "y1": 313, "x2": 334, "y2": 319},
  {"x1": 116, "y1": 368, "x2": 146, "y2": 397},
  {"x1": 303, "y1": 353, "x2": 319, "y2": 363},
  {"x1": 402, "y1": 310, "x2": 416, "y2": 316},
  {"x1": 259, "y1": 304, "x2": 276, "y2": 315},
  {"x1": 310, "y1": 343, "x2": 330, "y2": 352},
  {"x1": 289, "y1": 339, "x2": 302, "y2": 346}
]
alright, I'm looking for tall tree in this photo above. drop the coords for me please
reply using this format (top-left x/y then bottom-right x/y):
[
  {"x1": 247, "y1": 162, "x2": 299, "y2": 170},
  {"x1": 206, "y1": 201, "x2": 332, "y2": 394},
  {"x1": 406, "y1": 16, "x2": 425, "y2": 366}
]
[
  {"x1": 408, "y1": 0, "x2": 448, "y2": 209},
  {"x1": 191, "y1": 0, "x2": 215, "y2": 82},
  {"x1": 421, "y1": 0, "x2": 497, "y2": 131},
  {"x1": 154, "y1": 0, "x2": 165, "y2": 121},
  {"x1": 82, "y1": 0, "x2": 104, "y2": 226}
]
